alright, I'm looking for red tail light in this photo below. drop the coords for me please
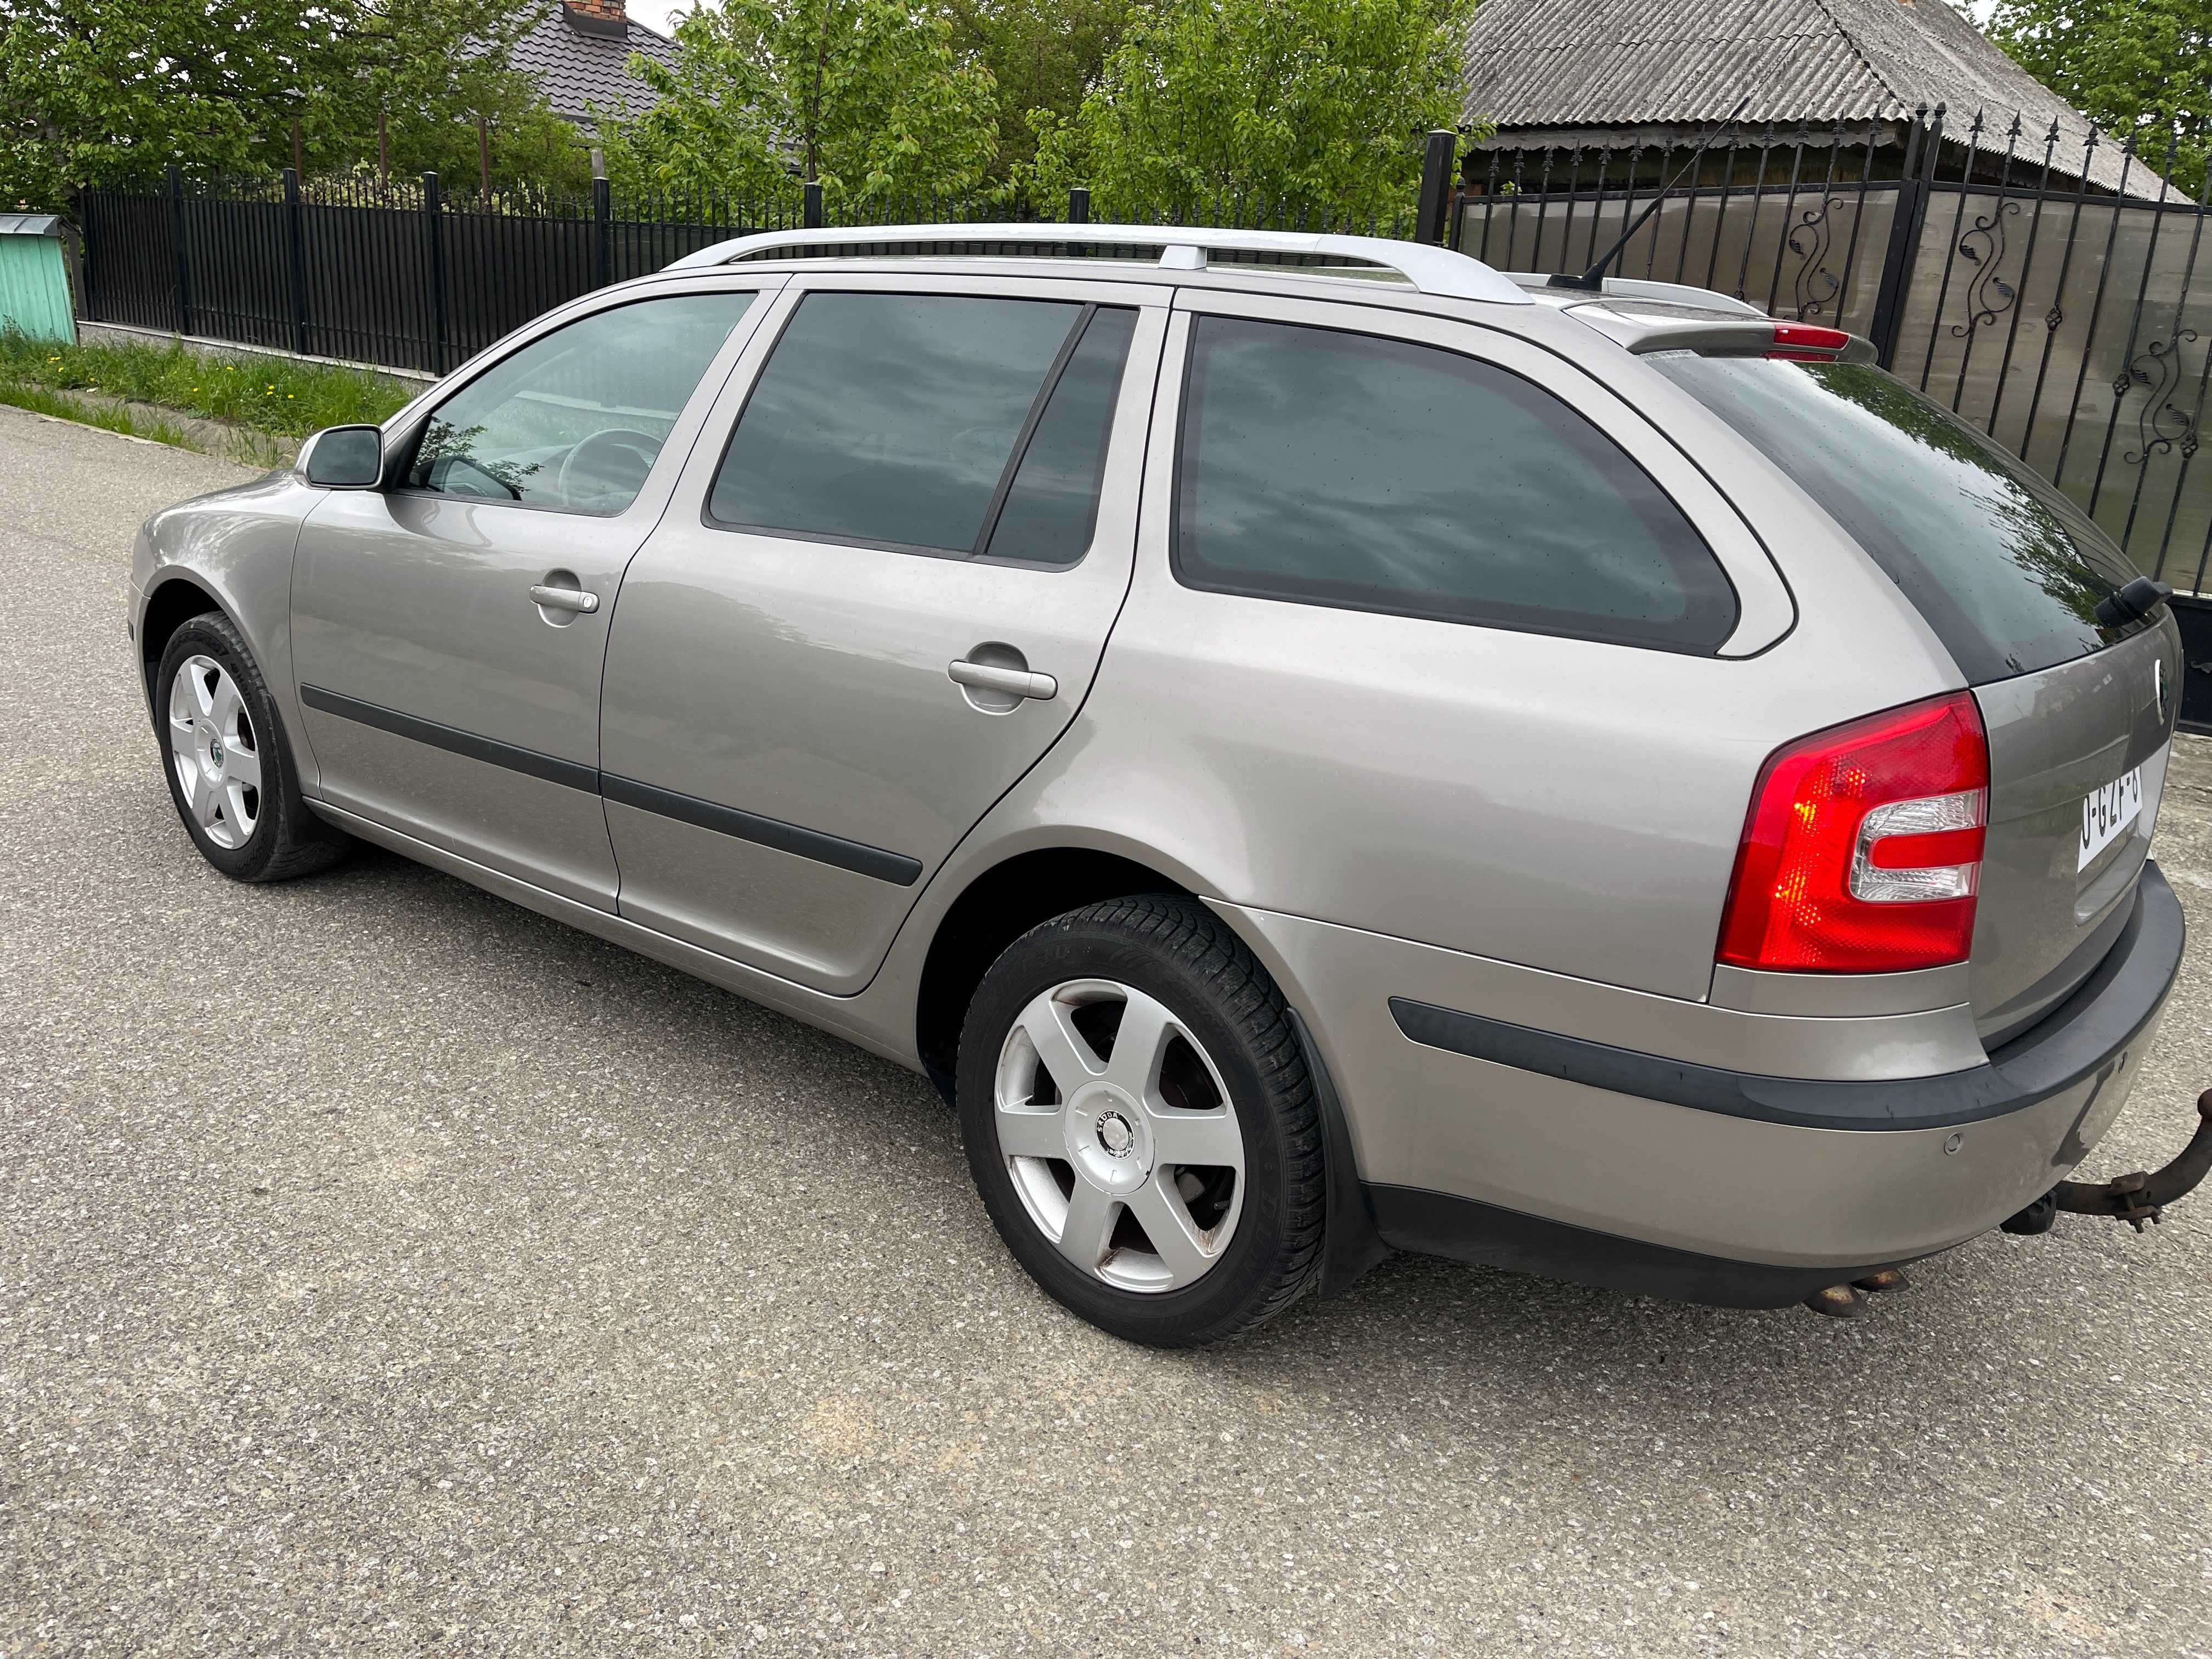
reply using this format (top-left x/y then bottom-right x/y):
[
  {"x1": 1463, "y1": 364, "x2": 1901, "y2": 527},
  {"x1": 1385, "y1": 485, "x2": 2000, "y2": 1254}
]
[
  {"x1": 1767, "y1": 323, "x2": 1851, "y2": 360},
  {"x1": 1717, "y1": 692, "x2": 1989, "y2": 973}
]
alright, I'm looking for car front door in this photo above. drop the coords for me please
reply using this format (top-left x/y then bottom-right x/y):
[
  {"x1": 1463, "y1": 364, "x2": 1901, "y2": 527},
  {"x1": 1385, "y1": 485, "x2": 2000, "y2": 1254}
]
[
  {"x1": 597, "y1": 273, "x2": 1169, "y2": 992},
  {"x1": 291, "y1": 282, "x2": 772, "y2": 909}
]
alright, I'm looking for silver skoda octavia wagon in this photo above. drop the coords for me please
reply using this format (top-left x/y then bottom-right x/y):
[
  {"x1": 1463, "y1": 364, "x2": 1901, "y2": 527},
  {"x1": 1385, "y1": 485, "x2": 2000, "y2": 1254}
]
[{"x1": 130, "y1": 225, "x2": 2208, "y2": 1344}]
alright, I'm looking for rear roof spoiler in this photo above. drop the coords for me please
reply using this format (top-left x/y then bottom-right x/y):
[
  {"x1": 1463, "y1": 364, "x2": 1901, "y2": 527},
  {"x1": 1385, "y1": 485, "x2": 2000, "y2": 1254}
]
[{"x1": 1502, "y1": 272, "x2": 1768, "y2": 315}]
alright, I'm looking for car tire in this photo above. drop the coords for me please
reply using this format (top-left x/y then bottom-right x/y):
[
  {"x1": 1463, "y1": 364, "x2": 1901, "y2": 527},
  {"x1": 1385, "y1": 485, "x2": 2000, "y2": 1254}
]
[
  {"x1": 956, "y1": 895, "x2": 1325, "y2": 1347},
  {"x1": 153, "y1": 610, "x2": 348, "y2": 883}
]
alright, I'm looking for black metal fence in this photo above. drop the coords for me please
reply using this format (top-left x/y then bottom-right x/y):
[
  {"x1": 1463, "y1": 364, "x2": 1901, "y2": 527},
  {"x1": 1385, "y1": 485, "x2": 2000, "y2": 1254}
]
[
  {"x1": 76, "y1": 167, "x2": 1423, "y2": 380},
  {"x1": 77, "y1": 168, "x2": 1014, "y2": 375}
]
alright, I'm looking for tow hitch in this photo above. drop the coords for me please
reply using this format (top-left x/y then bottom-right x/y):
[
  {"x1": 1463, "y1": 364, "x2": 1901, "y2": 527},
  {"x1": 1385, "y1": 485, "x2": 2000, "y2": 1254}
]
[
  {"x1": 1805, "y1": 1088, "x2": 2212, "y2": 1318},
  {"x1": 2004, "y1": 1088, "x2": 2212, "y2": 1235}
]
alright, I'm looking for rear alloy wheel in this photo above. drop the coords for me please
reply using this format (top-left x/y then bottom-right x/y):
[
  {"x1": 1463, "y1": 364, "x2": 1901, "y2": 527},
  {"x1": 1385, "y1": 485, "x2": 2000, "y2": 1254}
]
[
  {"x1": 154, "y1": 611, "x2": 348, "y2": 883},
  {"x1": 958, "y1": 896, "x2": 1324, "y2": 1346},
  {"x1": 996, "y1": 977, "x2": 1248, "y2": 1293}
]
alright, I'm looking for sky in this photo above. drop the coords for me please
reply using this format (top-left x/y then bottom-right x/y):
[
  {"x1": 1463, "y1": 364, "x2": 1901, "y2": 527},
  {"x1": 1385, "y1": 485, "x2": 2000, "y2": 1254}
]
[{"x1": 625, "y1": 1, "x2": 690, "y2": 35}]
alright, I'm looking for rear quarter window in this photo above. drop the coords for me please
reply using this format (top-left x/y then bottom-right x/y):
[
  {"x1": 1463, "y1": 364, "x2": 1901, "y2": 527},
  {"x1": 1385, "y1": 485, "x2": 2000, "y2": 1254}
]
[
  {"x1": 1646, "y1": 356, "x2": 2144, "y2": 683},
  {"x1": 1172, "y1": 316, "x2": 1739, "y2": 651}
]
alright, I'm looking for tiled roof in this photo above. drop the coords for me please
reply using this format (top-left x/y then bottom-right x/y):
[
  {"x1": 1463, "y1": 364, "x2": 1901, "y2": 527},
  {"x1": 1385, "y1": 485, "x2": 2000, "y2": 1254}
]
[
  {"x1": 1460, "y1": 0, "x2": 2175, "y2": 199},
  {"x1": 508, "y1": 6, "x2": 680, "y2": 135}
]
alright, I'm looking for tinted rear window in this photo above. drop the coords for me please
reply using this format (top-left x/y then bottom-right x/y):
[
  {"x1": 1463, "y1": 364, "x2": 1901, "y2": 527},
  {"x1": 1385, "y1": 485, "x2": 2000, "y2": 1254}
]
[
  {"x1": 1173, "y1": 317, "x2": 1737, "y2": 650},
  {"x1": 1647, "y1": 356, "x2": 2143, "y2": 682}
]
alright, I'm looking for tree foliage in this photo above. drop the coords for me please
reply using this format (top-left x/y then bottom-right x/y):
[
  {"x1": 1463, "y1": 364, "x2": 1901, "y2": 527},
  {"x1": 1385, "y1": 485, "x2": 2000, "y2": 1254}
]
[
  {"x1": 1023, "y1": 0, "x2": 1478, "y2": 223},
  {"x1": 0, "y1": 0, "x2": 581, "y2": 207},
  {"x1": 593, "y1": 0, "x2": 999, "y2": 207},
  {"x1": 1984, "y1": 0, "x2": 2212, "y2": 195},
  {"x1": 943, "y1": 0, "x2": 1128, "y2": 182}
]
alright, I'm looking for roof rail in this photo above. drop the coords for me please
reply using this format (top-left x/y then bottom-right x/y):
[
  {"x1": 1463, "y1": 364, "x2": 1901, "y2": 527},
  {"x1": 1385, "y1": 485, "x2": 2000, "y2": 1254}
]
[{"x1": 663, "y1": 222, "x2": 1533, "y2": 306}]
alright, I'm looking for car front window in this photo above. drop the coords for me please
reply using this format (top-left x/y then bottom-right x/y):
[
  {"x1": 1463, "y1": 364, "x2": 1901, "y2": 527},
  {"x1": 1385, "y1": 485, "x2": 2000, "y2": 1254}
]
[{"x1": 404, "y1": 292, "x2": 755, "y2": 515}]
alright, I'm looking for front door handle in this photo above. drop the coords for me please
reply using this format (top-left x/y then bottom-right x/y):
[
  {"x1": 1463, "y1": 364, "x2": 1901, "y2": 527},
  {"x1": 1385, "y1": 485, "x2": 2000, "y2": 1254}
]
[
  {"x1": 949, "y1": 658, "x2": 1057, "y2": 701},
  {"x1": 529, "y1": 583, "x2": 600, "y2": 614}
]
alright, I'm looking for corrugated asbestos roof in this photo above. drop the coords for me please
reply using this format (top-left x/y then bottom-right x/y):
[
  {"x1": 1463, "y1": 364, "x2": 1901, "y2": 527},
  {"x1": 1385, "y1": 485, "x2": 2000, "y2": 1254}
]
[
  {"x1": 1461, "y1": 0, "x2": 2175, "y2": 199},
  {"x1": 509, "y1": 8, "x2": 680, "y2": 134}
]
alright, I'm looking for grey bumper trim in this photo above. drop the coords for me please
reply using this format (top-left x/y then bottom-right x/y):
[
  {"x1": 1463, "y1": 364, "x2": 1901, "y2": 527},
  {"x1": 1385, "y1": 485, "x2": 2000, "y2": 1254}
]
[
  {"x1": 1366, "y1": 1183, "x2": 1901, "y2": 1308},
  {"x1": 1389, "y1": 862, "x2": 2183, "y2": 1132}
]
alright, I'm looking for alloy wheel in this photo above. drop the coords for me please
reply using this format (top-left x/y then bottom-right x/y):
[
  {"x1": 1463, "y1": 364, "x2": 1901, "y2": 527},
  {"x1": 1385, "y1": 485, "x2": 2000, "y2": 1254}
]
[
  {"x1": 167, "y1": 654, "x2": 261, "y2": 850},
  {"x1": 993, "y1": 978, "x2": 1245, "y2": 1293}
]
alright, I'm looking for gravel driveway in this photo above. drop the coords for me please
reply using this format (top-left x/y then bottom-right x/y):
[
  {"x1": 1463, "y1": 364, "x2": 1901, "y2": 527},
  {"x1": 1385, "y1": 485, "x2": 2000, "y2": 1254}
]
[{"x1": 4, "y1": 402, "x2": 2211, "y2": 1658}]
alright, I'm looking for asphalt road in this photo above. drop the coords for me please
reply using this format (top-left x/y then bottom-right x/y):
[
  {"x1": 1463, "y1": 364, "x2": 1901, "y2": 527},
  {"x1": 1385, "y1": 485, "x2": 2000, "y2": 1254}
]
[{"x1": 4, "y1": 400, "x2": 2212, "y2": 1659}]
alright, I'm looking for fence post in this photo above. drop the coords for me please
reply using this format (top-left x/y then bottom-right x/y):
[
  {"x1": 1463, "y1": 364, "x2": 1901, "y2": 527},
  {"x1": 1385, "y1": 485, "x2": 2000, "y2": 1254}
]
[
  {"x1": 422, "y1": 171, "x2": 449, "y2": 375},
  {"x1": 803, "y1": 180, "x2": 823, "y2": 230},
  {"x1": 593, "y1": 174, "x2": 612, "y2": 289},
  {"x1": 283, "y1": 167, "x2": 310, "y2": 354},
  {"x1": 1870, "y1": 109, "x2": 1944, "y2": 368},
  {"x1": 70, "y1": 186, "x2": 93, "y2": 324},
  {"x1": 166, "y1": 164, "x2": 192, "y2": 337},
  {"x1": 1416, "y1": 129, "x2": 1458, "y2": 245},
  {"x1": 1068, "y1": 186, "x2": 1090, "y2": 225}
]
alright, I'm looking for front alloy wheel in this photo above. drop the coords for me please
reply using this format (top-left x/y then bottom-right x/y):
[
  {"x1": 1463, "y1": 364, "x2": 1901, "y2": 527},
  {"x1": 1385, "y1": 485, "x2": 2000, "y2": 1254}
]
[
  {"x1": 151, "y1": 609, "x2": 347, "y2": 883},
  {"x1": 167, "y1": 653, "x2": 262, "y2": 849}
]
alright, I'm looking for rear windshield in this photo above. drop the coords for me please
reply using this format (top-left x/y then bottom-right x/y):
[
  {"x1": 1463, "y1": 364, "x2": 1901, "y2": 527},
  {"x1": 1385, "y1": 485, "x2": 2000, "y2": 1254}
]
[{"x1": 1646, "y1": 355, "x2": 2143, "y2": 682}]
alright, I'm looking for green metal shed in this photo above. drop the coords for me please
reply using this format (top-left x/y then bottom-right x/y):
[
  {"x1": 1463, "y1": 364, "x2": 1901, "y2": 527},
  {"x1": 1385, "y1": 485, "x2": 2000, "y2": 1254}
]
[{"x1": 0, "y1": 214, "x2": 76, "y2": 343}]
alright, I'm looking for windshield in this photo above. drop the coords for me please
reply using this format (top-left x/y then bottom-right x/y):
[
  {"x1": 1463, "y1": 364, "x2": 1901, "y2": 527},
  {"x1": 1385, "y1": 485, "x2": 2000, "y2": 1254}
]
[{"x1": 1647, "y1": 355, "x2": 2144, "y2": 682}]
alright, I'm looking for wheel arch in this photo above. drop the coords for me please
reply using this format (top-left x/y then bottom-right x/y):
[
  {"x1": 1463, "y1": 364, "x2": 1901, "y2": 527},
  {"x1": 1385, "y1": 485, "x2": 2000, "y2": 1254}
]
[
  {"x1": 913, "y1": 846, "x2": 1197, "y2": 1093},
  {"x1": 138, "y1": 573, "x2": 232, "y2": 699}
]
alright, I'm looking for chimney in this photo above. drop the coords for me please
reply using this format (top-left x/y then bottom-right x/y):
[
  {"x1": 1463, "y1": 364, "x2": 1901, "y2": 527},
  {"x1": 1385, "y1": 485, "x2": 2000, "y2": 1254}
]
[{"x1": 563, "y1": 0, "x2": 628, "y2": 38}]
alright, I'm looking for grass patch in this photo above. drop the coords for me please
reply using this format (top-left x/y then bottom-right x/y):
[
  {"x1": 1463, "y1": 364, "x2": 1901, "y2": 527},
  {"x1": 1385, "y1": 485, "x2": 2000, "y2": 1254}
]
[
  {"x1": 0, "y1": 328, "x2": 415, "y2": 438},
  {"x1": 0, "y1": 376, "x2": 293, "y2": 466}
]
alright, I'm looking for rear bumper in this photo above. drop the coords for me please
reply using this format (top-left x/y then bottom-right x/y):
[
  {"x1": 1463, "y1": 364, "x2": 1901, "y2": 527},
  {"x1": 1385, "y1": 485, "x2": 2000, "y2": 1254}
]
[{"x1": 1222, "y1": 864, "x2": 2186, "y2": 1304}]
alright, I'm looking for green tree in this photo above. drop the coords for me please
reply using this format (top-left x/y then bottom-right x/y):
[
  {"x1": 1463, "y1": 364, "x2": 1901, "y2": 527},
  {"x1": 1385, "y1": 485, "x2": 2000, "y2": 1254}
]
[
  {"x1": 0, "y1": 1, "x2": 345, "y2": 203},
  {"x1": 333, "y1": 3, "x2": 591, "y2": 198},
  {"x1": 943, "y1": 0, "x2": 1128, "y2": 183},
  {"x1": 1984, "y1": 0, "x2": 2212, "y2": 195},
  {"x1": 1024, "y1": 0, "x2": 1478, "y2": 223},
  {"x1": 593, "y1": 0, "x2": 999, "y2": 208},
  {"x1": 0, "y1": 1, "x2": 579, "y2": 207}
]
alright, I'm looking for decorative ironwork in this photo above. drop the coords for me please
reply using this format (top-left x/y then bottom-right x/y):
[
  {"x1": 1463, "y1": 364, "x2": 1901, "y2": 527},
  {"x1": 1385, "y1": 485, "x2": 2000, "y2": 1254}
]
[
  {"x1": 1787, "y1": 196, "x2": 1844, "y2": 319},
  {"x1": 2046, "y1": 306, "x2": 2064, "y2": 331},
  {"x1": 1951, "y1": 200, "x2": 2023, "y2": 337},
  {"x1": 2119, "y1": 331, "x2": 2200, "y2": 465}
]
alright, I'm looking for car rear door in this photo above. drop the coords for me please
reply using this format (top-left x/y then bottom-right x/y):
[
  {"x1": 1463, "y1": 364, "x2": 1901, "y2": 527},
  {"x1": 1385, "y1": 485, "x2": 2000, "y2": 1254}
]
[
  {"x1": 597, "y1": 273, "x2": 1169, "y2": 992},
  {"x1": 291, "y1": 281, "x2": 772, "y2": 910}
]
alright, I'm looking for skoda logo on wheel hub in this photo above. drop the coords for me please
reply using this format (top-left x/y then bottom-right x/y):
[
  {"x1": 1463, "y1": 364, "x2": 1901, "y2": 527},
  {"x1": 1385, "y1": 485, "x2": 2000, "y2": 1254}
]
[
  {"x1": 208, "y1": 737, "x2": 224, "y2": 765},
  {"x1": 1096, "y1": 1109, "x2": 1137, "y2": 1158}
]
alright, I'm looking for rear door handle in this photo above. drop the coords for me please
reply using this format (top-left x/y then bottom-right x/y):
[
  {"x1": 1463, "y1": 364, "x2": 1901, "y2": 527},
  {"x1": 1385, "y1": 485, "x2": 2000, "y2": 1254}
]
[
  {"x1": 529, "y1": 584, "x2": 600, "y2": 614},
  {"x1": 949, "y1": 659, "x2": 1058, "y2": 701}
]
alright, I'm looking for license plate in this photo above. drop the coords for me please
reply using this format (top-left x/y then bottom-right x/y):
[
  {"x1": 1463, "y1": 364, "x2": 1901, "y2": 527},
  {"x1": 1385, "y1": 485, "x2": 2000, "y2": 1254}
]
[{"x1": 2079, "y1": 765, "x2": 2145, "y2": 870}]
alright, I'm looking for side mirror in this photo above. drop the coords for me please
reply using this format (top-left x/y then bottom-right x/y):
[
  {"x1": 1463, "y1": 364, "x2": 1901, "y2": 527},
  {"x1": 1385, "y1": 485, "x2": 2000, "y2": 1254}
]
[{"x1": 302, "y1": 425, "x2": 385, "y2": 489}]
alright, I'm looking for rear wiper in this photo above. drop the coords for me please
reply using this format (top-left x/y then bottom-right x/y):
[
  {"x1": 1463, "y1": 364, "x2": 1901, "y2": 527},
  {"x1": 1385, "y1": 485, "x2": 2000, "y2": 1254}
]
[{"x1": 2094, "y1": 576, "x2": 2173, "y2": 629}]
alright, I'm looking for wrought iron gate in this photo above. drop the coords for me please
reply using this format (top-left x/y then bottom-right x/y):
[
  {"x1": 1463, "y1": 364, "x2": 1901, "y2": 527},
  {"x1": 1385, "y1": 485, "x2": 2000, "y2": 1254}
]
[{"x1": 1454, "y1": 110, "x2": 2212, "y2": 606}]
